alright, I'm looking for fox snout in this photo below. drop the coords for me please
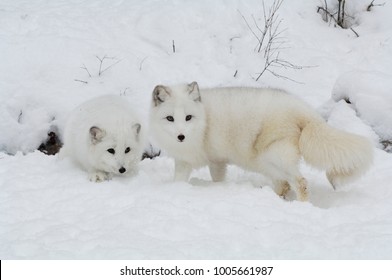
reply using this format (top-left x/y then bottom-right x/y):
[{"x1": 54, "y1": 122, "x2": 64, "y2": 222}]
[
  {"x1": 119, "y1": 167, "x2": 126, "y2": 174},
  {"x1": 177, "y1": 134, "x2": 185, "y2": 142}
]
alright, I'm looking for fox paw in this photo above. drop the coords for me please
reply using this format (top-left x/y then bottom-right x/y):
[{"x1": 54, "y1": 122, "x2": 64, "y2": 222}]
[{"x1": 89, "y1": 171, "x2": 111, "y2": 182}]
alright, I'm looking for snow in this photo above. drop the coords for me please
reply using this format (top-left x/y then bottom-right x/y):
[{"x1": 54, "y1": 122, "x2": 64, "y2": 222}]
[
  {"x1": 331, "y1": 71, "x2": 392, "y2": 141},
  {"x1": 1, "y1": 0, "x2": 392, "y2": 259}
]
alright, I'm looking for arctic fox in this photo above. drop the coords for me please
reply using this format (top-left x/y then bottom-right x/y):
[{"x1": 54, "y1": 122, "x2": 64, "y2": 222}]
[
  {"x1": 61, "y1": 95, "x2": 144, "y2": 182},
  {"x1": 149, "y1": 82, "x2": 373, "y2": 201}
]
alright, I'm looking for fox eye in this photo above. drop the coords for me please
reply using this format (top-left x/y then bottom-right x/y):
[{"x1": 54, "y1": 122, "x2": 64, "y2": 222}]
[
  {"x1": 166, "y1": 116, "x2": 174, "y2": 122},
  {"x1": 125, "y1": 147, "x2": 131, "y2": 153},
  {"x1": 185, "y1": 115, "x2": 192, "y2": 121},
  {"x1": 107, "y1": 148, "x2": 115, "y2": 154}
]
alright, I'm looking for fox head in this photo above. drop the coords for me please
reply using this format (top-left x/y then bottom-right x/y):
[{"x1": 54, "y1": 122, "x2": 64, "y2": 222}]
[
  {"x1": 88, "y1": 122, "x2": 142, "y2": 176},
  {"x1": 149, "y1": 82, "x2": 206, "y2": 156}
]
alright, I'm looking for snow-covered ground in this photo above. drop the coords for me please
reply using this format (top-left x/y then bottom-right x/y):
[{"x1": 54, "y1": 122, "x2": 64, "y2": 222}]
[{"x1": 1, "y1": 0, "x2": 392, "y2": 259}]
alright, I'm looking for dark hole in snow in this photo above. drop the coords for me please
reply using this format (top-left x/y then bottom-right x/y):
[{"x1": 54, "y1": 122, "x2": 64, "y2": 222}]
[
  {"x1": 381, "y1": 140, "x2": 392, "y2": 153},
  {"x1": 38, "y1": 131, "x2": 63, "y2": 155},
  {"x1": 141, "y1": 144, "x2": 161, "y2": 160}
]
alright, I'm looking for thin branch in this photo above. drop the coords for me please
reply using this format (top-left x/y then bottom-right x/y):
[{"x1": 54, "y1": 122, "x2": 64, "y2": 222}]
[
  {"x1": 367, "y1": 0, "x2": 376, "y2": 10},
  {"x1": 101, "y1": 59, "x2": 121, "y2": 75},
  {"x1": 321, "y1": 0, "x2": 328, "y2": 22},
  {"x1": 96, "y1": 55, "x2": 105, "y2": 76},
  {"x1": 238, "y1": 10, "x2": 262, "y2": 48},
  {"x1": 102, "y1": 59, "x2": 121, "y2": 75},
  {"x1": 239, "y1": 0, "x2": 307, "y2": 83},
  {"x1": 337, "y1": 0, "x2": 342, "y2": 27},
  {"x1": 350, "y1": 27, "x2": 359, "y2": 38},
  {"x1": 80, "y1": 64, "x2": 92, "y2": 78},
  {"x1": 255, "y1": 64, "x2": 269, "y2": 81},
  {"x1": 317, "y1": 5, "x2": 360, "y2": 37},
  {"x1": 18, "y1": 110, "x2": 23, "y2": 123},
  {"x1": 120, "y1": 87, "x2": 130, "y2": 96},
  {"x1": 342, "y1": 0, "x2": 346, "y2": 28},
  {"x1": 251, "y1": 15, "x2": 267, "y2": 52},
  {"x1": 317, "y1": 6, "x2": 340, "y2": 26},
  {"x1": 74, "y1": 79, "x2": 88, "y2": 84},
  {"x1": 95, "y1": 55, "x2": 121, "y2": 76},
  {"x1": 172, "y1": 40, "x2": 176, "y2": 53},
  {"x1": 266, "y1": 68, "x2": 304, "y2": 84},
  {"x1": 139, "y1": 56, "x2": 148, "y2": 71},
  {"x1": 229, "y1": 36, "x2": 241, "y2": 53},
  {"x1": 367, "y1": 0, "x2": 386, "y2": 11}
]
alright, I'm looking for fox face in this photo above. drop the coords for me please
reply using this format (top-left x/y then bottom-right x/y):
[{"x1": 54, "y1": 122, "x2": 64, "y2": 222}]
[
  {"x1": 150, "y1": 82, "x2": 206, "y2": 152},
  {"x1": 89, "y1": 123, "x2": 142, "y2": 175}
]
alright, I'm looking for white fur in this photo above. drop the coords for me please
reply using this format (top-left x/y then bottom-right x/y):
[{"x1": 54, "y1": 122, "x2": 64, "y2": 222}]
[
  {"x1": 149, "y1": 83, "x2": 374, "y2": 201},
  {"x1": 61, "y1": 95, "x2": 144, "y2": 182}
]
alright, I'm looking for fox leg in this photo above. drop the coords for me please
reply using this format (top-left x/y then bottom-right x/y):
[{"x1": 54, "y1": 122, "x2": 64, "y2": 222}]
[
  {"x1": 274, "y1": 180, "x2": 291, "y2": 198},
  {"x1": 258, "y1": 138, "x2": 309, "y2": 201},
  {"x1": 288, "y1": 177, "x2": 308, "y2": 202},
  {"x1": 209, "y1": 162, "x2": 227, "y2": 182},
  {"x1": 88, "y1": 170, "x2": 111, "y2": 182},
  {"x1": 274, "y1": 178, "x2": 308, "y2": 201},
  {"x1": 174, "y1": 159, "x2": 192, "y2": 181}
]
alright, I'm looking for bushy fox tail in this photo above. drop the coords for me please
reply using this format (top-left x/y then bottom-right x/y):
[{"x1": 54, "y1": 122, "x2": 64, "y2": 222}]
[{"x1": 299, "y1": 120, "x2": 373, "y2": 188}]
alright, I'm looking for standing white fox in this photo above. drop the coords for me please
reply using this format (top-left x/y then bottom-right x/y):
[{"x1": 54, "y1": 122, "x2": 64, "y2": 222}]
[
  {"x1": 149, "y1": 82, "x2": 373, "y2": 201},
  {"x1": 61, "y1": 95, "x2": 144, "y2": 182}
]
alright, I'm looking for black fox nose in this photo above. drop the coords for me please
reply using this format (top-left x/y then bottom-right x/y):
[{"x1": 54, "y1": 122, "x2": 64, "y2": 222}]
[
  {"x1": 177, "y1": 134, "x2": 185, "y2": 141},
  {"x1": 119, "y1": 167, "x2": 126, "y2": 174}
]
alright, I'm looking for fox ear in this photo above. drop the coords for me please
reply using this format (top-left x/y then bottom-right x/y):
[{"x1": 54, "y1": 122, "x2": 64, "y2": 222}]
[
  {"x1": 133, "y1": 123, "x2": 141, "y2": 135},
  {"x1": 133, "y1": 123, "x2": 141, "y2": 141},
  {"x1": 89, "y1": 126, "x2": 106, "y2": 144},
  {"x1": 188, "y1": 81, "x2": 201, "y2": 102},
  {"x1": 153, "y1": 85, "x2": 170, "y2": 106}
]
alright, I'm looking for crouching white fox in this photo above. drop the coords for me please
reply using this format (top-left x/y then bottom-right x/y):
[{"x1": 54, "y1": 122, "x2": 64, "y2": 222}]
[
  {"x1": 149, "y1": 82, "x2": 373, "y2": 201},
  {"x1": 61, "y1": 95, "x2": 144, "y2": 182}
]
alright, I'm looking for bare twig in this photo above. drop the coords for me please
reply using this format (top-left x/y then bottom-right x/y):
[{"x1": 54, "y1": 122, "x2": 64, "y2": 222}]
[
  {"x1": 336, "y1": 0, "x2": 348, "y2": 28},
  {"x1": 240, "y1": 0, "x2": 305, "y2": 83},
  {"x1": 367, "y1": 0, "x2": 386, "y2": 11},
  {"x1": 317, "y1": 6, "x2": 334, "y2": 25},
  {"x1": 96, "y1": 55, "x2": 105, "y2": 76},
  {"x1": 120, "y1": 87, "x2": 130, "y2": 96},
  {"x1": 317, "y1": 4, "x2": 359, "y2": 37},
  {"x1": 321, "y1": 0, "x2": 329, "y2": 22},
  {"x1": 80, "y1": 64, "x2": 92, "y2": 78},
  {"x1": 229, "y1": 36, "x2": 240, "y2": 53},
  {"x1": 251, "y1": 15, "x2": 267, "y2": 52},
  {"x1": 234, "y1": 70, "x2": 238, "y2": 77},
  {"x1": 350, "y1": 27, "x2": 359, "y2": 38},
  {"x1": 139, "y1": 57, "x2": 148, "y2": 71},
  {"x1": 95, "y1": 55, "x2": 122, "y2": 76},
  {"x1": 172, "y1": 40, "x2": 176, "y2": 53},
  {"x1": 18, "y1": 110, "x2": 23, "y2": 123},
  {"x1": 255, "y1": 49, "x2": 306, "y2": 83},
  {"x1": 337, "y1": 0, "x2": 342, "y2": 27},
  {"x1": 367, "y1": 0, "x2": 375, "y2": 11},
  {"x1": 238, "y1": 10, "x2": 262, "y2": 51},
  {"x1": 74, "y1": 79, "x2": 88, "y2": 84},
  {"x1": 238, "y1": 0, "x2": 284, "y2": 54}
]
